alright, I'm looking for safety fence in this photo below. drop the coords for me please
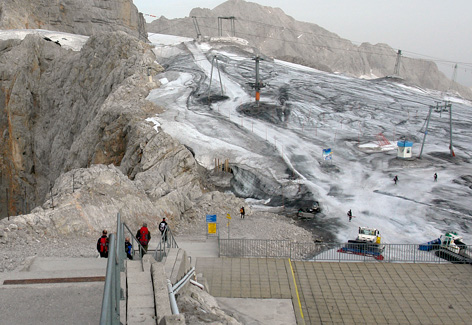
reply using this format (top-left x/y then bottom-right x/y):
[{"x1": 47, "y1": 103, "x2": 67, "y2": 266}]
[
  {"x1": 100, "y1": 213, "x2": 180, "y2": 324},
  {"x1": 219, "y1": 239, "x2": 472, "y2": 264},
  {"x1": 153, "y1": 227, "x2": 179, "y2": 262},
  {"x1": 100, "y1": 213, "x2": 125, "y2": 325}
]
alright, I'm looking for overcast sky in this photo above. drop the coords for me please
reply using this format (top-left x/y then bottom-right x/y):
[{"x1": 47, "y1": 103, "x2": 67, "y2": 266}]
[{"x1": 133, "y1": 0, "x2": 472, "y2": 87}]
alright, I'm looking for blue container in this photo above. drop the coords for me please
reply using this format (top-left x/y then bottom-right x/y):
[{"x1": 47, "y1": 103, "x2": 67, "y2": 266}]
[{"x1": 419, "y1": 238, "x2": 440, "y2": 251}]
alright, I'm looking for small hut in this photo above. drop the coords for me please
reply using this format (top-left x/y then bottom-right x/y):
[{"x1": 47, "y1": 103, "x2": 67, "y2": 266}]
[{"x1": 397, "y1": 140, "x2": 413, "y2": 159}]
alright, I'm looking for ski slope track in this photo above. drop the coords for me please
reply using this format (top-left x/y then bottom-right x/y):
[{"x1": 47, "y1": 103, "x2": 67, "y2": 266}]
[{"x1": 147, "y1": 34, "x2": 472, "y2": 244}]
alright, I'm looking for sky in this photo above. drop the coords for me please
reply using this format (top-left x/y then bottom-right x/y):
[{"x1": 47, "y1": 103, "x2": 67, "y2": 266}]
[{"x1": 133, "y1": 0, "x2": 472, "y2": 87}]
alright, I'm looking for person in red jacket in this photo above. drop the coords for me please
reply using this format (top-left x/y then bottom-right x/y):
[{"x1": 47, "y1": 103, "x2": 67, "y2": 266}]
[
  {"x1": 96, "y1": 230, "x2": 109, "y2": 258},
  {"x1": 136, "y1": 223, "x2": 151, "y2": 257}
]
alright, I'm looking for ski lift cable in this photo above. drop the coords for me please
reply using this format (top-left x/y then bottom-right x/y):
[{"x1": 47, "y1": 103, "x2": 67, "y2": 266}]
[{"x1": 187, "y1": 16, "x2": 472, "y2": 68}]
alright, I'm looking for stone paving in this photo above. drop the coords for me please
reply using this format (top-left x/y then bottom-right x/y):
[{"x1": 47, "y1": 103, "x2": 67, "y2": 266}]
[{"x1": 196, "y1": 258, "x2": 472, "y2": 325}]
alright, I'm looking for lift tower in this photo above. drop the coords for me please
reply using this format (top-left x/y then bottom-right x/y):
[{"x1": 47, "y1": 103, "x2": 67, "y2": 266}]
[
  {"x1": 217, "y1": 16, "x2": 236, "y2": 37},
  {"x1": 393, "y1": 50, "x2": 402, "y2": 77},
  {"x1": 248, "y1": 56, "x2": 265, "y2": 107},
  {"x1": 192, "y1": 16, "x2": 202, "y2": 40}
]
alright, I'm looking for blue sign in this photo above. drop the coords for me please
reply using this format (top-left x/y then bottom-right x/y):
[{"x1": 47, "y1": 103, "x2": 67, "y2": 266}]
[
  {"x1": 206, "y1": 214, "x2": 217, "y2": 223},
  {"x1": 323, "y1": 148, "x2": 333, "y2": 160}
]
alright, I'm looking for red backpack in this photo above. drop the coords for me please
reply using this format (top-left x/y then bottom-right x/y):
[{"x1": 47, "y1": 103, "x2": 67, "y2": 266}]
[
  {"x1": 99, "y1": 236, "x2": 108, "y2": 253},
  {"x1": 139, "y1": 227, "x2": 149, "y2": 246}
]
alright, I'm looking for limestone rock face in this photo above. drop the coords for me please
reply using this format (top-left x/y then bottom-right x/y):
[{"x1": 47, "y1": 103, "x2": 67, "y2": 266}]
[
  {"x1": 0, "y1": 0, "x2": 147, "y2": 41},
  {"x1": 0, "y1": 31, "x2": 159, "y2": 219},
  {"x1": 0, "y1": 27, "x2": 245, "y2": 236},
  {"x1": 147, "y1": 0, "x2": 472, "y2": 99}
]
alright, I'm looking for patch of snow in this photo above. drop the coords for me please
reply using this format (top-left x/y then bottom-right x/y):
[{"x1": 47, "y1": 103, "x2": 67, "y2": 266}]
[
  {"x1": 147, "y1": 33, "x2": 192, "y2": 45},
  {"x1": 0, "y1": 29, "x2": 88, "y2": 51},
  {"x1": 145, "y1": 117, "x2": 160, "y2": 133}
]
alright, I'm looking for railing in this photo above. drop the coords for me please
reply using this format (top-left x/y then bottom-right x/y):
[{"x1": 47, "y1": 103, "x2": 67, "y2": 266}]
[
  {"x1": 100, "y1": 213, "x2": 127, "y2": 324},
  {"x1": 122, "y1": 222, "x2": 147, "y2": 271},
  {"x1": 219, "y1": 239, "x2": 472, "y2": 264},
  {"x1": 100, "y1": 233, "x2": 121, "y2": 324},
  {"x1": 153, "y1": 227, "x2": 179, "y2": 262}
]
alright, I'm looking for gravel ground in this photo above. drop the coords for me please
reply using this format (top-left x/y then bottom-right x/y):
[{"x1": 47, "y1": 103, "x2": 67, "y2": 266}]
[
  {"x1": 0, "y1": 236, "x2": 98, "y2": 272},
  {"x1": 173, "y1": 209, "x2": 315, "y2": 241},
  {"x1": 0, "y1": 209, "x2": 315, "y2": 272}
]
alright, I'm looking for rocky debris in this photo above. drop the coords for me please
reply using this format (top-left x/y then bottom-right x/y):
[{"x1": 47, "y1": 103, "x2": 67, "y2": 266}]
[
  {"x1": 177, "y1": 285, "x2": 242, "y2": 325},
  {"x1": 0, "y1": 235, "x2": 97, "y2": 272},
  {"x1": 0, "y1": 0, "x2": 147, "y2": 41},
  {"x1": 147, "y1": 0, "x2": 472, "y2": 99}
]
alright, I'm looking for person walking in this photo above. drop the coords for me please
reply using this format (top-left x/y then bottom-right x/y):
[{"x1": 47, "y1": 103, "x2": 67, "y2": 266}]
[
  {"x1": 136, "y1": 223, "x2": 151, "y2": 257},
  {"x1": 96, "y1": 230, "x2": 109, "y2": 258},
  {"x1": 434, "y1": 173, "x2": 438, "y2": 182},
  {"x1": 240, "y1": 207, "x2": 245, "y2": 219},
  {"x1": 159, "y1": 218, "x2": 168, "y2": 243},
  {"x1": 393, "y1": 175, "x2": 398, "y2": 185},
  {"x1": 347, "y1": 209, "x2": 352, "y2": 222},
  {"x1": 125, "y1": 237, "x2": 133, "y2": 260}
]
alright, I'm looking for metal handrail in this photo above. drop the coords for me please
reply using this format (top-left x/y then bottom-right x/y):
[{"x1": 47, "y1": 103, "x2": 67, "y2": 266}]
[
  {"x1": 122, "y1": 222, "x2": 146, "y2": 271},
  {"x1": 99, "y1": 233, "x2": 120, "y2": 324},
  {"x1": 153, "y1": 227, "x2": 179, "y2": 262},
  {"x1": 172, "y1": 267, "x2": 196, "y2": 294}
]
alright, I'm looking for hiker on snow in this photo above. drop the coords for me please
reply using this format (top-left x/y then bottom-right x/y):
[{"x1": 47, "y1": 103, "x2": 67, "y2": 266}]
[
  {"x1": 393, "y1": 175, "x2": 398, "y2": 185},
  {"x1": 347, "y1": 209, "x2": 352, "y2": 222},
  {"x1": 97, "y1": 230, "x2": 109, "y2": 258},
  {"x1": 434, "y1": 173, "x2": 438, "y2": 182},
  {"x1": 240, "y1": 207, "x2": 245, "y2": 219},
  {"x1": 136, "y1": 223, "x2": 151, "y2": 257}
]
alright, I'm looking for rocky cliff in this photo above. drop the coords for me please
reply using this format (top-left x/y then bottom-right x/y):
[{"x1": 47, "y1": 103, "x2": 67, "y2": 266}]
[
  {"x1": 147, "y1": 0, "x2": 472, "y2": 99},
  {"x1": 0, "y1": 28, "x2": 246, "y2": 236},
  {"x1": 0, "y1": 31, "x2": 156, "y2": 219},
  {"x1": 0, "y1": 0, "x2": 147, "y2": 41}
]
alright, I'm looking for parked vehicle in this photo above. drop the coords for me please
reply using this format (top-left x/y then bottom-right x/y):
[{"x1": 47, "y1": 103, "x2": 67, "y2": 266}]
[
  {"x1": 338, "y1": 227, "x2": 385, "y2": 260},
  {"x1": 297, "y1": 201, "x2": 320, "y2": 219}
]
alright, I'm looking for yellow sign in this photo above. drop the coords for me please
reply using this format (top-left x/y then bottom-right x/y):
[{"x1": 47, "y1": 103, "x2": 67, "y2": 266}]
[
  {"x1": 226, "y1": 213, "x2": 231, "y2": 219},
  {"x1": 207, "y1": 223, "x2": 216, "y2": 234}
]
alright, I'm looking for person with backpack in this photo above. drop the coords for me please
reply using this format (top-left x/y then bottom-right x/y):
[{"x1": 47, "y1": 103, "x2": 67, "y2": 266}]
[
  {"x1": 125, "y1": 237, "x2": 133, "y2": 260},
  {"x1": 96, "y1": 230, "x2": 109, "y2": 258},
  {"x1": 136, "y1": 223, "x2": 151, "y2": 257},
  {"x1": 240, "y1": 207, "x2": 245, "y2": 219},
  {"x1": 159, "y1": 218, "x2": 168, "y2": 243},
  {"x1": 393, "y1": 175, "x2": 398, "y2": 185}
]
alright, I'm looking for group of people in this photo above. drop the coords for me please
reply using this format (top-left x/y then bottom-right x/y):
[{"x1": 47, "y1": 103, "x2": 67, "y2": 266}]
[{"x1": 96, "y1": 218, "x2": 169, "y2": 259}]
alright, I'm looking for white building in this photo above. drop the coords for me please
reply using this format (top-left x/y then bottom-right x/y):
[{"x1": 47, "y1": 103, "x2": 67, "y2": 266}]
[{"x1": 397, "y1": 140, "x2": 413, "y2": 158}]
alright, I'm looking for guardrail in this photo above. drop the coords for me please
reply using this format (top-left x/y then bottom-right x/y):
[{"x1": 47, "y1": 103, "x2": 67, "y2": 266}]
[
  {"x1": 100, "y1": 233, "x2": 121, "y2": 324},
  {"x1": 153, "y1": 227, "x2": 179, "y2": 262},
  {"x1": 219, "y1": 239, "x2": 472, "y2": 264}
]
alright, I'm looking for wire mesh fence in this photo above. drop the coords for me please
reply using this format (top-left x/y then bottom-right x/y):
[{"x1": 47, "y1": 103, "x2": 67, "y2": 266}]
[{"x1": 219, "y1": 239, "x2": 472, "y2": 264}]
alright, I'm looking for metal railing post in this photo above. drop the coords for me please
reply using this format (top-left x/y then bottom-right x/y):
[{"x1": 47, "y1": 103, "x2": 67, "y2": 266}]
[{"x1": 100, "y1": 234, "x2": 118, "y2": 325}]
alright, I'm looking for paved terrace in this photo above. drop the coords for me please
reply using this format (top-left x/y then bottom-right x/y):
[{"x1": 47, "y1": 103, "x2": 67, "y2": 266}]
[{"x1": 196, "y1": 257, "x2": 472, "y2": 324}]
